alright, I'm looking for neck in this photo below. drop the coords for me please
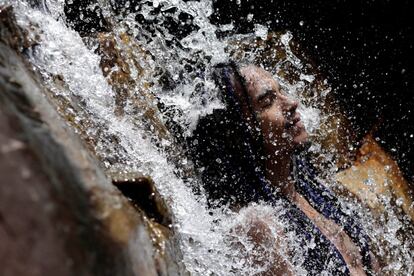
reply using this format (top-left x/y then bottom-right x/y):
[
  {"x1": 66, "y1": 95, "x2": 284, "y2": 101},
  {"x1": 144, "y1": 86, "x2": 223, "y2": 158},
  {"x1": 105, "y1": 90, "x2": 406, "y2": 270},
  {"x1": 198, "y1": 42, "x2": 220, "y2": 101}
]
[{"x1": 264, "y1": 150, "x2": 296, "y2": 200}]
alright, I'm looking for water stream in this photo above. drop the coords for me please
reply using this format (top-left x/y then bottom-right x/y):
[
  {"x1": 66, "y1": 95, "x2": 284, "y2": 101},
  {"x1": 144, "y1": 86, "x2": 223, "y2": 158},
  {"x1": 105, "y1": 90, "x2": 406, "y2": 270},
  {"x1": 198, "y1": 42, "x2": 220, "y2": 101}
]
[{"x1": 3, "y1": 0, "x2": 413, "y2": 274}]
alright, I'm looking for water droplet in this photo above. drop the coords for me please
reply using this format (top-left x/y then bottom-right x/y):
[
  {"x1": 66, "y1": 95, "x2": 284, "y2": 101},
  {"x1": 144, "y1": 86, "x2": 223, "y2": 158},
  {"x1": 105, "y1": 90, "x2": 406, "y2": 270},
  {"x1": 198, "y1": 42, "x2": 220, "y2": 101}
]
[{"x1": 247, "y1": 13, "x2": 254, "y2": 22}]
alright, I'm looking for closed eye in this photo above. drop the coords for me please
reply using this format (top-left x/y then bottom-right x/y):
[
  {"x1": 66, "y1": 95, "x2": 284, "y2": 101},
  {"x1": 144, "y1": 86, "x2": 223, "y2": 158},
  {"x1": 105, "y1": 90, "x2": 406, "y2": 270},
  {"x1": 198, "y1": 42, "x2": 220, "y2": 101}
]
[
  {"x1": 257, "y1": 90, "x2": 276, "y2": 108},
  {"x1": 279, "y1": 88, "x2": 289, "y2": 97}
]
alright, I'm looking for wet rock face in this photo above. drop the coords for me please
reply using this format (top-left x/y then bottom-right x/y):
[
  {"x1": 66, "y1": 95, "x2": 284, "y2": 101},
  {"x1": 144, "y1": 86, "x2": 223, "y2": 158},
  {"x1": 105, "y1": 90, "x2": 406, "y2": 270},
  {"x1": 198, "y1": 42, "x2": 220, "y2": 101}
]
[
  {"x1": 336, "y1": 135, "x2": 414, "y2": 221},
  {"x1": 0, "y1": 44, "x2": 129, "y2": 276},
  {"x1": 0, "y1": 6, "x2": 184, "y2": 276},
  {"x1": 0, "y1": 98, "x2": 73, "y2": 276},
  {"x1": 0, "y1": 5, "x2": 37, "y2": 51}
]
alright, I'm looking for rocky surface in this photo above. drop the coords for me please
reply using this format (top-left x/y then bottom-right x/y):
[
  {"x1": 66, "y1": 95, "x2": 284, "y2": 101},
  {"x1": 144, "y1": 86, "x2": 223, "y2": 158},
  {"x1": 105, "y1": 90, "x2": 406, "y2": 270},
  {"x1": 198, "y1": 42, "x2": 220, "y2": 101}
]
[
  {"x1": 0, "y1": 5, "x2": 185, "y2": 276},
  {"x1": 336, "y1": 135, "x2": 414, "y2": 221}
]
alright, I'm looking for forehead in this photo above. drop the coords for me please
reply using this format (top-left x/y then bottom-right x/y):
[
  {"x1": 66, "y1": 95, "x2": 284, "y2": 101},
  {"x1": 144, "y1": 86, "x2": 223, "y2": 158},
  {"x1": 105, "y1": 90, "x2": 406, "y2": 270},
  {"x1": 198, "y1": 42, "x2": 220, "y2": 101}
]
[{"x1": 239, "y1": 65, "x2": 280, "y2": 98}]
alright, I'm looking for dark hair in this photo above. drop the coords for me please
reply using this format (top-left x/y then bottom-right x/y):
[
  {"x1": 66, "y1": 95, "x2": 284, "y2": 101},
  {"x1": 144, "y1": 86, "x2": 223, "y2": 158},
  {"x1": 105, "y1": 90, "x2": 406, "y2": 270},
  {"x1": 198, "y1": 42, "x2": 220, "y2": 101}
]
[{"x1": 188, "y1": 62, "x2": 269, "y2": 208}]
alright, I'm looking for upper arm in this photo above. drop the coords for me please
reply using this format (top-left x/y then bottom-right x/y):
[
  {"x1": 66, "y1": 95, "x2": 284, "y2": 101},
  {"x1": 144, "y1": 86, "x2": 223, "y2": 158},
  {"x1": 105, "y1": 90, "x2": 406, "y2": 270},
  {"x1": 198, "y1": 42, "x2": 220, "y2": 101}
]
[{"x1": 228, "y1": 208, "x2": 295, "y2": 275}]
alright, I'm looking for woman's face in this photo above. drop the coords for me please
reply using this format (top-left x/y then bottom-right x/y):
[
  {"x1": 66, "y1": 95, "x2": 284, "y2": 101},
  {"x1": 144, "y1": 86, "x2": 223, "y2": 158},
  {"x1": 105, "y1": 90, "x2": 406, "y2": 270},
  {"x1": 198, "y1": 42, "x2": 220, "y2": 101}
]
[{"x1": 238, "y1": 65, "x2": 308, "y2": 154}]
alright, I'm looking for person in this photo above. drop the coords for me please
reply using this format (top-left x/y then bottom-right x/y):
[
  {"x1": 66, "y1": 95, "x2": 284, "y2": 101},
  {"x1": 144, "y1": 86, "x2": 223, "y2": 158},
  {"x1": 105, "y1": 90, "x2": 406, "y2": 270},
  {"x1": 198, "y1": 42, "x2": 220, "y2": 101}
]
[{"x1": 189, "y1": 62, "x2": 378, "y2": 275}]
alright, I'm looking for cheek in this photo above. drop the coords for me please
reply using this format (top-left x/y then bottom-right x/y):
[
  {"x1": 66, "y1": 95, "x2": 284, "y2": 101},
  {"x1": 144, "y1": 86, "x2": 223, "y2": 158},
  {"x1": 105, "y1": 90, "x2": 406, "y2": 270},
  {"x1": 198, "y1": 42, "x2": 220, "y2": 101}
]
[{"x1": 259, "y1": 110, "x2": 285, "y2": 137}]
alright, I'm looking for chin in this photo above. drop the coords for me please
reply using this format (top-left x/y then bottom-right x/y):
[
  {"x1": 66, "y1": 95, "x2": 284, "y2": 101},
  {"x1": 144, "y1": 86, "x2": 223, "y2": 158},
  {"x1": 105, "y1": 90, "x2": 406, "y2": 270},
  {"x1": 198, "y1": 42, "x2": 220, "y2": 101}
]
[{"x1": 292, "y1": 130, "x2": 309, "y2": 148}]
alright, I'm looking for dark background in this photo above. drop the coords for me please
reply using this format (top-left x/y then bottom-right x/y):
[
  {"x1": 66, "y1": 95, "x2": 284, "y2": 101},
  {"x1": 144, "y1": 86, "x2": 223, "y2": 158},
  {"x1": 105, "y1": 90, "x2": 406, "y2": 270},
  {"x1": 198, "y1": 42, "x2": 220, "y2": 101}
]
[
  {"x1": 211, "y1": 0, "x2": 414, "y2": 184},
  {"x1": 64, "y1": 0, "x2": 413, "y2": 184}
]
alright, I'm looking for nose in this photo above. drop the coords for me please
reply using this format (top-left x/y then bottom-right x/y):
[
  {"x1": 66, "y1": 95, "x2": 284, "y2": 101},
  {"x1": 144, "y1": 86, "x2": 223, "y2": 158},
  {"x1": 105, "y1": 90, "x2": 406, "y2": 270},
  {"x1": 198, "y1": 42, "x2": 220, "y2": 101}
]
[{"x1": 281, "y1": 94, "x2": 299, "y2": 116}]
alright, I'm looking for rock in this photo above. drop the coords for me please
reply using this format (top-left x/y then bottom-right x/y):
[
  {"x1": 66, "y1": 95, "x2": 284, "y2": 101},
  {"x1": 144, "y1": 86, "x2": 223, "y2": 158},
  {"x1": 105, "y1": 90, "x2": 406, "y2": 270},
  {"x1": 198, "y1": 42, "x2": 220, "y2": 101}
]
[
  {"x1": 0, "y1": 6, "x2": 186, "y2": 275},
  {"x1": 109, "y1": 171, "x2": 184, "y2": 276},
  {"x1": 110, "y1": 171, "x2": 173, "y2": 227},
  {"x1": 0, "y1": 5, "x2": 38, "y2": 51},
  {"x1": 96, "y1": 31, "x2": 195, "y2": 179},
  {"x1": 0, "y1": 93, "x2": 73, "y2": 276},
  {"x1": 336, "y1": 134, "x2": 414, "y2": 221},
  {"x1": 98, "y1": 32, "x2": 132, "y2": 117},
  {"x1": 96, "y1": 32, "x2": 169, "y2": 134}
]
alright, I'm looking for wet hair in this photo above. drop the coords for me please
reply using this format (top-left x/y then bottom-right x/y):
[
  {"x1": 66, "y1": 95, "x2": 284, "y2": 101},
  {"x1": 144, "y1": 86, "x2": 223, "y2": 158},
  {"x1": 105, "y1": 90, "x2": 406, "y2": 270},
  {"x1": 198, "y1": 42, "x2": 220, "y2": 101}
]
[{"x1": 189, "y1": 62, "x2": 269, "y2": 208}]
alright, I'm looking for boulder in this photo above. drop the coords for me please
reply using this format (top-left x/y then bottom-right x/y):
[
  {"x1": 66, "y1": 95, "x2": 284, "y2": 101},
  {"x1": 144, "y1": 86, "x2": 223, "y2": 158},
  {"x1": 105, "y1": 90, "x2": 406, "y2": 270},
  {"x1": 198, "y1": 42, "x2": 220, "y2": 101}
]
[
  {"x1": 0, "y1": 5, "x2": 185, "y2": 276},
  {"x1": 336, "y1": 135, "x2": 414, "y2": 221}
]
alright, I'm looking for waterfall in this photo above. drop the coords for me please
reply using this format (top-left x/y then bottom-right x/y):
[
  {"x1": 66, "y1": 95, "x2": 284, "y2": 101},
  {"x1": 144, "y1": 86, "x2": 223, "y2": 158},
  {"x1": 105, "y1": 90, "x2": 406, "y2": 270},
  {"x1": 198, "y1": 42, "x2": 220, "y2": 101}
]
[{"x1": 2, "y1": 0, "x2": 413, "y2": 274}]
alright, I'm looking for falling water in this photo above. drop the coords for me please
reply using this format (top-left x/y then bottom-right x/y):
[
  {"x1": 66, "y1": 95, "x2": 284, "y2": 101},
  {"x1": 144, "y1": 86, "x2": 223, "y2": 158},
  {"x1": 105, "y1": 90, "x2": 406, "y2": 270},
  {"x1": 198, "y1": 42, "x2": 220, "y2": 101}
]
[{"x1": 3, "y1": 0, "x2": 413, "y2": 274}]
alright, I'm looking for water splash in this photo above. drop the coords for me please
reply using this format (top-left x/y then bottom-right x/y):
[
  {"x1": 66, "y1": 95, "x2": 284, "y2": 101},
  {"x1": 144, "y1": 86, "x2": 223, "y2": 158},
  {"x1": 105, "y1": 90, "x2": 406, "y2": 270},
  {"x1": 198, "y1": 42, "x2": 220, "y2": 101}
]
[{"x1": 5, "y1": 0, "x2": 414, "y2": 274}]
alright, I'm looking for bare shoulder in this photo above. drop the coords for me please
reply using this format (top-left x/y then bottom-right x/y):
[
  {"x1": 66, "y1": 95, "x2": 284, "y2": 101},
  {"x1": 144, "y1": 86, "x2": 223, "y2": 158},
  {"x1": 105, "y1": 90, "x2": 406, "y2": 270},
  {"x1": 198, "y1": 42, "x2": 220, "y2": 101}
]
[{"x1": 228, "y1": 204, "x2": 295, "y2": 276}]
